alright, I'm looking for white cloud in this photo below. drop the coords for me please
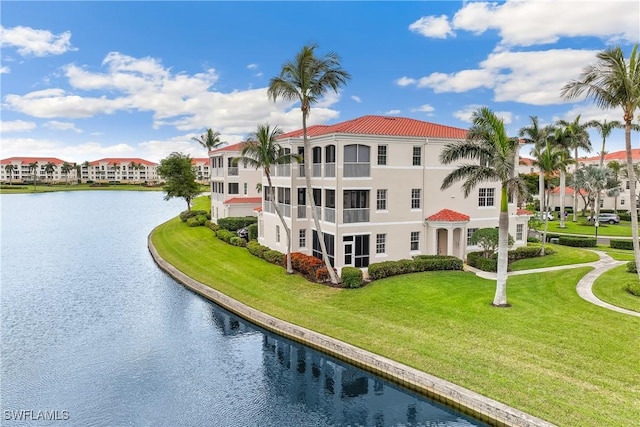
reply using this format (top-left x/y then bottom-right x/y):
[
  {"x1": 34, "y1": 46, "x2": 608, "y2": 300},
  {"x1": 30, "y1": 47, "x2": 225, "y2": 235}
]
[
  {"x1": 409, "y1": 15, "x2": 454, "y2": 39},
  {"x1": 0, "y1": 120, "x2": 37, "y2": 133},
  {"x1": 411, "y1": 104, "x2": 435, "y2": 114},
  {"x1": 351, "y1": 95, "x2": 362, "y2": 103},
  {"x1": 395, "y1": 76, "x2": 416, "y2": 87},
  {"x1": 0, "y1": 66, "x2": 10, "y2": 74},
  {"x1": 247, "y1": 63, "x2": 258, "y2": 70},
  {"x1": 0, "y1": 137, "x2": 135, "y2": 163},
  {"x1": 384, "y1": 109, "x2": 401, "y2": 115},
  {"x1": 43, "y1": 120, "x2": 83, "y2": 133},
  {"x1": 0, "y1": 25, "x2": 76, "y2": 56},
  {"x1": 454, "y1": 105, "x2": 513, "y2": 125}
]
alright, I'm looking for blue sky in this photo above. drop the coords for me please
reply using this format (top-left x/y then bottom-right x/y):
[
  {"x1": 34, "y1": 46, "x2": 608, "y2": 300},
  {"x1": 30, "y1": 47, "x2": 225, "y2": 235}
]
[{"x1": 1, "y1": 0, "x2": 638, "y2": 163}]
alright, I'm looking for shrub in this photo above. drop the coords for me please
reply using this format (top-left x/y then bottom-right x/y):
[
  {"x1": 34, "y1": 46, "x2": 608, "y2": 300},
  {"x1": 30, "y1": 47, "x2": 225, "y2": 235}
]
[
  {"x1": 186, "y1": 217, "x2": 202, "y2": 227},
  {"x1": 216, "y1": 229, "x2": 235, "y2": 243},
  {"x1": 315, "y1": 267, "x2": 331, "y2": 283},
  {"x1": 247, "y1": 241, "x2": 270, "y2": 258},
  {"x1": 247, "y1": 223, "x2": 258, "y2": 240},
  {"x1": 545, "y1": 233, "x2": 560, "y2": 242},
  {"x1": 290, "y1": 252, "x2": 324, "y2": 279},
  {"x1": 618, "y1": 212, "x2": 640, "y2": 221},
  {"x1": 368, "y1": 256, "x2": 462, "y2": 280},
  {"x1": 263, "y1": 250, "x2": 284, "y2": 265},
  {"x1": 217, "y1": 216, "x2": 258, "y2": 232},
  {"x1": 466, "y1": 251, "x2": 498, "y2": 272},
  {"x1": 470, "y1": 228, "x2": 514, "y2": 258},
  {"x1": 610, "y1": 240, "x2": 634, "y2": 250},
  {"x1": 230, "y1": 237, "x2": 247, "y2": 247},
  {"x1": 628, "y1": 261, "x2": 638, "y2": 273},
  {"x1": 558, "y1": 236, "x2": 597, "y2": 247},
  {"x1": 204, "y1": 220, "x2": 220, "y2": 233},
  {"x1": 413, "y1": 256, "x2": 463, "y2": 272},
  {"x1": 180, "y1": 209, "x2": 209, "y2": 222},
  {"x1": 626, "y1": 281, "x2": 640, "y2": 296},
  {"x1": 508, "y1": 246, "x2": 542, "y2": 261},
  {"x1": 341, "y1": 267, "x2": 363, "y2": 288},
  {"x1": 527, "y1": 236, "x2": 540, "y2": 243}
]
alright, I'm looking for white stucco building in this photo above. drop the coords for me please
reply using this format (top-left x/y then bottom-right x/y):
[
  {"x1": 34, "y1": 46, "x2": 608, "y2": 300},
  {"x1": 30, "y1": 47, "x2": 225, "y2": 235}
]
[{"x1": 1, "y1": 157, "x2": 76, "y2": 183}]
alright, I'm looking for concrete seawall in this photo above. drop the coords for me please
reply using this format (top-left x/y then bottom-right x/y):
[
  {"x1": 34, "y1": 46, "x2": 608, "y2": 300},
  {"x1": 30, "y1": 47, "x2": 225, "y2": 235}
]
[{"x1": 148, "y1": 233, "x2": 556, "y2": 427}]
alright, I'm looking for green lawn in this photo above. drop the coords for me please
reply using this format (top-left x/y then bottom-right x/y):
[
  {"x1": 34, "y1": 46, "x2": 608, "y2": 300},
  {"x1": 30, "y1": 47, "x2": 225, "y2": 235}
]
[
  {"x1": 0, "y1": 183, "x2": 209, "y2": 194},
  {"x1": 593, "y1": 245, "x2": 637, "y2": 261},
  {"x1": 592, "y1": 265, "x2": 640, "y2": 313},
  {"x1": 509, "y1": 243, "x2": 600, "y2": 271},
  {"x1": 151, "y1": 210, "x2": 639, "y2": 427},
  {"x1": 542, "y1": 219, "x2": 634, "y2": 237}
]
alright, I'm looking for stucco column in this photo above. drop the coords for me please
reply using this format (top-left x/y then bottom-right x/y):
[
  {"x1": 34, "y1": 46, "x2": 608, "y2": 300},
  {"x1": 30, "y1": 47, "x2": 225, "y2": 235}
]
[{"x1": 446, "y1": 227, "x2": 454, "y2": 256}]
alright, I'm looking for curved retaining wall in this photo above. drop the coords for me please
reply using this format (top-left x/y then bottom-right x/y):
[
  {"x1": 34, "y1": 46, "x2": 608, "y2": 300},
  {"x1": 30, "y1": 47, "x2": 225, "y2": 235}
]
[{"x1": 148, "y1": 234, "x2": 556, "y2": 427}]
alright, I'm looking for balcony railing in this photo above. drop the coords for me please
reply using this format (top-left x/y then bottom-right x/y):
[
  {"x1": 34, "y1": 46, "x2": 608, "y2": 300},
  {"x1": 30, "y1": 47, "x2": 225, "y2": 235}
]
[
  {"x1": 313, "y1": 206, "x2": 322, "y2": 219},
  {"x1": 343, "y1": 208, "x2": 370, "y2": 223},
  {"x1": 276, "y1": 164, "x2": 291, "y2": 177},
  {"x1": 298, "y1": 164, "x2": 306, "y2": 178},
  {"x1": 324, "y1": 163, "x2": 336, "y2": 178},
  {"x1": 312, "y1": 164, "x2": 322, "y2": 177},
  {"x1": 324, "y1": 207, "x2": 335, "y2": 223},
  {"x1": 297, "y1": 205, "x2": 306, "y2": 219},
  {"x1": 264, "y1": 200, "x2": 275, "y2": 214},
  {"x1": 343, "y1": 163, "x2": 370, "y2": 178},
  {"x1": 281, "y1": 204, "x2": 291, "y2": 218},
  {"x1": 227, "y1": 167, "x2": 238, "y2": 176}
]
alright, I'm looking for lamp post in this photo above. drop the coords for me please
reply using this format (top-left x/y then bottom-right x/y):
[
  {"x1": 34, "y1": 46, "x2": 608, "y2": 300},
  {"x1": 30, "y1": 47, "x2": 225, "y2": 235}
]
[{"x1": 594, "y1": 221, "x2": 599, "y2": 241}]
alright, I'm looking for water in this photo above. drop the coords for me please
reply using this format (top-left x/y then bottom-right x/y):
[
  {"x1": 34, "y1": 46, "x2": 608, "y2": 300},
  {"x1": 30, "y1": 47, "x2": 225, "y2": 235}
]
[{"x1": 1, "y1": 191, "x2": 485, "y2": 426}]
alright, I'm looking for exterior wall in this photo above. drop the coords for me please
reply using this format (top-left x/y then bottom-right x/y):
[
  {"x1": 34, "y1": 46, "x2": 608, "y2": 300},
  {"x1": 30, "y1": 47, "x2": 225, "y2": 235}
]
[
  {"x1": 192, "y1": 158, "x2": 211, "y2": 184},
  {"x1": 85, "y1": 159, "x2": 158, "y2": 183},
  {"x1": 0, "y1": 158, "x2": 76, "y2": 183},
  {"x1": 257, "y1": 134, "x2": 528, "y2": 274}
]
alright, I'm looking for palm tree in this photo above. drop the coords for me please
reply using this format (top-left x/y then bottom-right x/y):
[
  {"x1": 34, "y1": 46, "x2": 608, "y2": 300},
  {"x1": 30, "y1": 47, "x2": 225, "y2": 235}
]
[
  {"x1": 192, "y1": 129, "x2": 224, "y2": 152},
  {"x1": 519, "y1": 116, "x2": 553, "y2": 214},
  {"x1": 440, "y1": 107, "x2": 525, "y2": 307},
  {"x1": 546, "y1": 127, "x2": 573, "y2": 228},
  {"x1": 44, "y1": 162, "x2": 56, "y2": 185},
  {"x1": 238, "y1": 124, "x2": 299, "y2": 274},
  {"x1": 28, "y1": 161, "x2": 38, "y2": 190},
  {"x1": 267, "y1": 44, "x2": 351, "y2": 285},
  {"x1": 556, "y1": 115, "x2": 592, "y2": 222},
  {"x1": 74, "y1": 164, "x2": 82, "y2": 184},
  {"x1": 607, "y1": 160, "x2": 624, "y2": 212},
  {"x1": 4, "y1": 164, "x2": 15, "y2": 185},
  {"x1": 60, "y1": 162, "x2": 73, "y2": 185},
  {"x1": 531, "y1": 140, "x2": 573, "y2": 255},
  {"x1": 562, "y1": 43, "x2": 640, "y2": 282},
  {"x1": 586, "y1": 119, "x2": 623, "y2": 166}
]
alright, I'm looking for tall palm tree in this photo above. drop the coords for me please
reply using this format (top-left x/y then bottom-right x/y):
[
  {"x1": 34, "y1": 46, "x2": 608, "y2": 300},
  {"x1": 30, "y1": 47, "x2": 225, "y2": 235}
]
[
  {"x1": 267, "y1": 44, "x2": 351, "y2": 285},
  {"x1": 238, "y1": 124, "x2": 299, "y2": 274},
  {"x1": 74, "y1": 164, "x2": 82, "y2": 184},
  {"x1": 60, "y1": 162, "x2": 73, "y2": 185},
  {"x1": 519, "y1": 116, "x2": 553, "y2": 214},
  {"x1": 562, "y1": 43, "x2": 640, "y2": 282},
  {"x1": 546, "y1": 127, "x2": 573, "y2": 228},
  {"x1": 556, "y1": 115, "x2": 592, "y2": 222},
  {"x1": 28, "y1": 161, "x2": 39, "y2": 190},
  {"x1": 586, "y1": 119, "x2": 623, "y2": 166},
  {"x1": 4, "y1": 164, "x2": 15, "y2": 185},
  {"x1": 440, "y1": 107, "x2": 525, "y2": 307},
  {"x1": 192, "y1": 129, "x2": 224, "y2": 152},
  {"x1": 44, "y1": 162, "x2": 56, "y2": 185},
  {"x1": 607, "y1": 160, "x2": 624, "y2": 212},
  {"x1": 531, "y1": 140, "x2": 573, "y2": 255}
]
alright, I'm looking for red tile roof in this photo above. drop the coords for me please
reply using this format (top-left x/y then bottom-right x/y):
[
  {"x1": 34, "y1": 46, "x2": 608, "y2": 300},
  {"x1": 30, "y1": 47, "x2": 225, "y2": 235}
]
[
  {"x1": 278, "y1": 115, "x2": 467, "y2": 139},
  {"x1": 580, "y1": 148, "x2": 640, "y2": 163},
  {"x1": 519, "y1": 157, "x2": 534, "y2": 165},
  {"x1": 1, "y1": 157, "x2": 67, "y2": 165},
  {"x1": 517, "y1": 209, "x2": 533, "y2": 216},
  {"x1": 223, "y1": 197, "x2": 262, "y2": 205},
  {"x1": 253, "y1": 207, "x2": 263, "y2": 212},
  {"x1": 89, "y1": 158, "x2": 156, "y2": 166},
  {"x1": 210, "y1": 142, "x2": 245, "y2": 154},
  {"x1": 426, "y1": 209, "x2": 470, "y2": 222},
  {"x1": 549, "y1": 186, "x2": 588, "y2": 196},
  {"x1": 191, "y1": 158, "x2": 210, "y2": 164}
]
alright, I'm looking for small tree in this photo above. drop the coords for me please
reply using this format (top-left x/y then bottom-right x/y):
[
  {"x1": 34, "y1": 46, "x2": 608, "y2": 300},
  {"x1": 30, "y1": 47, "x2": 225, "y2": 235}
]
[
  {"x1": 28, "y1": 161, "x2": 38, "y2": 190},
  {"x1": 157, "y1": 152, "x2": 202, "y2": 212},
  {"x1": 470, "y1": 228, "x2": 514, "y2": 259},
  {"x1": 4, "y1": 164, "x2": 15, "y2": 185},
  {"x1": 61, "y1": 162, "x2": 73, "y2": 185}
]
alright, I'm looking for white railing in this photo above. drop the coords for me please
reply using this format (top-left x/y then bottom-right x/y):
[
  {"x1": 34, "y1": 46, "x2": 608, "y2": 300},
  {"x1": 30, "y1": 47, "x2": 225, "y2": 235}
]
[
  {"x1": 264, "y1": 200, "x2": 275, "y2": 214},
  {"x1": 227, "y1": 167, "x2": 238, "y2": 176},
  {"x1": 343, "y1": 208, "x2": 369, "y2": 223},
  {"x1": 298, "y1": 164, "x2": 306, "y2": 178},
  {"x1": 324, "y1": 163, "x2": 336, "y2": 178},
  {"x1": 280, "y1": 204, "x2": 291, "y2": 218},
  {"x1": 312, "y1": 164, "x2": 322, "y2": 177},
  {"x1": 343, "y1": 163, "x2": 370, "y2": 178},
  {"x1": 324, "y1": 207, "x2": 335, "y2": 223},
  {"x1": 276, "y1": 164, "x2": 291, "y2": 177},
  {"x1": 297, "y1": 205, "x2": 307, "y2": 219},
  {"x1": 313, "y1": 206, "x2": 322, "y2": 219}
]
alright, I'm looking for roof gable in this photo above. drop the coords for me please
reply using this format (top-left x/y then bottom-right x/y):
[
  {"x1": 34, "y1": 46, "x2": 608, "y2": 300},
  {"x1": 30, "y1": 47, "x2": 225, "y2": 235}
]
[{"x1": 426, "y1": 209, "x2": 471, "y2": 222}]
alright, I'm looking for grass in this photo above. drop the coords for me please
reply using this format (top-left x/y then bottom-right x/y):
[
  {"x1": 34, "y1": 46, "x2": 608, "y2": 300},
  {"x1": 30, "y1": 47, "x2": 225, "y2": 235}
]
[
  {"x1": 151, "y1": 206, "x2": 639, "y2": 427},
  {"x1": 592, "y1": 265, "x2": 640, "y2": 313},
  {"x1": 0, "y1": 183, "x2": 209, "y2": 194},
  {"x1": 541, "y1": 218, "x2": 634, "y2": 237},
  {"x1": 594, "y1": 245, "x2": 637, "y2": 261},
  {"x1": 509, "y1": 243, "x2": 600, "y2": 271}
]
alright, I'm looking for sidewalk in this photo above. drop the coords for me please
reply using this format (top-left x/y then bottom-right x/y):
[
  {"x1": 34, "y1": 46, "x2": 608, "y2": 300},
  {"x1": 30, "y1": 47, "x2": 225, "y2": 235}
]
[{"x1": 464, "y1": 250, "x2": 639, "y2": 317}]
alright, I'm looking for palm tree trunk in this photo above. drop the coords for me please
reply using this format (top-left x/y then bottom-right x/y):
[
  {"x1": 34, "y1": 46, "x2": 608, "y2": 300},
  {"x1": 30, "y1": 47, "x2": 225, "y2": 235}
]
[
  {"x1": 302, "y1": 112, "x2": 340, "y2": 284},
  {"x1": 267, "y1": 175, "x2": 292, "y2": 274},
  {"x1": 572, "y1": 148, "x2": 579, "y2": 222},
  {"x1": 623, "y1": 121, "x2": 640, "y2": 282},
  {"x1": 540, "y1": 189, "x2": 549, "y2": 256},
  {"x1": 559, "y1": 170, "x2": 566, "y2": 227},
  {"x1": 538, "y1": 171, "x2": 544, "y2": 214},
  {"x1": 493, "y1": 186, "x2": 510, "y2": 307}
]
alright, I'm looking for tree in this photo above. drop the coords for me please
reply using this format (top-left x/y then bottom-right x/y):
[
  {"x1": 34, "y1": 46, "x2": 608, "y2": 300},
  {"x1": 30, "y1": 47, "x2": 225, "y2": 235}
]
[
  {"x1": 4, "y1": 164, "x2": 15, "y2": 185},
  {"x1": 586, "y1": 119, "x2": 623, "y2": 167},
  {"x1": 268, "y1": 44, "x2": 351, "y2": 285},
  {"x1": 192, "y1": 128, "x2": 224, "y2": 152},
  {"x1": 562, "y1": 44, "x2": 640, "y2": 282},
  {"x1": 74, "y1": 164, "x2": 82, "y2": 184},
  {"x1": 574, "y1": 165, "x2": 614, "y2": 221},
  {"x1": 238, "y1": 124, "x2": 299, "y2": 274},
  {"x1": 157, "y1": 152, "x2": 202, "y2": 212},
  {"x1": 61, "y1": 162, "x2": 73, "y2": 185},
  {"x1": 28, "y1": 162, "x2": 38, "y2": 190},
  {"x1": 470, "y1": 228, "x2": 514, "y2": 259},
  {"x1": 519, "y1": 116, "x2": 553, "y2": 216},
  {"x1": 44, "y1": 162, "x2": 56, "y2": 185},
  {"x1": 440, "y1": 107, "x2": 525, "y2": 307}
]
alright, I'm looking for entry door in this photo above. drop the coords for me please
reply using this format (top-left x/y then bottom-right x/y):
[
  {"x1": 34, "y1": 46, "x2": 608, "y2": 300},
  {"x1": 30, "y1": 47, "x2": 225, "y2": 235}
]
[{"x1": 344, "y1": 242, "x2": 354, "y2": 267}]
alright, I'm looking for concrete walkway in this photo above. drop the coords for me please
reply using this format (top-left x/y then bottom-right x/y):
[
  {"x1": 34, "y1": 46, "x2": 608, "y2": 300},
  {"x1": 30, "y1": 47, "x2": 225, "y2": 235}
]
[{"x1": 465, "y1": 250, "x2": 640, "y2": 317}]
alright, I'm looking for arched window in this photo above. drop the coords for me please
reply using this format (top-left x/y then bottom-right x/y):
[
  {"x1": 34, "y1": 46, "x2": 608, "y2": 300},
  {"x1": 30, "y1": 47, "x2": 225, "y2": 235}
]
[{"x1": 343, "y1": 144, "x2": 370, "y2": 177}]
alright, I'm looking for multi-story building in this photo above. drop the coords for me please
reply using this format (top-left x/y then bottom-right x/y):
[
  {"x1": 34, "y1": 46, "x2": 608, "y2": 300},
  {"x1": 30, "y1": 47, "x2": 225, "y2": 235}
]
[
  {"x1": 209, "y1": 143, "x2": 263, "y2": 220},
  {"x1": 0, "y1": 157, "x2": 77, "y2": 183},
  {"x1": 251, "y1": 115, "x2": 530, "y2": 273},
  {"x1": 83, "y1": 158, "x2": 158, "y2": 183},
  {"x1": 192, "y1": 157, "x2": 211, "y2": 184}
]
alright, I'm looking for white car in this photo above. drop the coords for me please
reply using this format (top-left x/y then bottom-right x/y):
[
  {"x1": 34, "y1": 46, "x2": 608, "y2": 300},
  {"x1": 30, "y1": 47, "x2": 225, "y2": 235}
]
[{"x1": 534, "y1": 212, "x2": 554, "y2": 221}]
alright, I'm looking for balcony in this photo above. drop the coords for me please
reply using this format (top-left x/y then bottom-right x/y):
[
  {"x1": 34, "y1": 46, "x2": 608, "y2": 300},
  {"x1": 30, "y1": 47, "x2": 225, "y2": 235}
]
[
  {"x1": 264, "y1": 200, "x2": 275, "y2": 214},
  {"x1": 343, "y1": 208, "x2": 369, "y2": 223},
  {"x1": 312, "y1": 164, "x2": 322, "y2": 177},
  {"x1": 324, "y1": 207, "x2": 335, "y2": 223},
  {"x1": 281, "y1": 204, "x2": 291, "y2": 218},
  {"x1": 227, "y1": 167, "x2": 238, "y2": 176},
  {"x1": 324, "y1": 163, "x2": 336, "y2": 178},
  {"x1": 343, "y1": 163, "x2": 370, "y2": 178},
  {"x1": 276, "y1": 164, "x2": 291, "y2": 177},
  {"x1": 297, "y1": 205, "x2": 306, "y2": 219},
  {"x1": 298, "y1": 164, "x2": 306, "y2": 178}
]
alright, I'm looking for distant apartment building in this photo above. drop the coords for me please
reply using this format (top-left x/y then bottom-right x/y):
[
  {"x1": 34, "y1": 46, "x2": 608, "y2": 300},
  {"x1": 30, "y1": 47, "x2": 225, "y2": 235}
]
[
  {"x1": 83, "y1": 158, "x2": 158, "y2": 183},
  {"x1": 1, "y1": 157, "x2": 76, "y2": 183},
  {"x1": 209, "y1": 143, "x2": 264, "y2": 220},
  {"x1": 248, "y1": 115, "x2": 530, "y2": 274},
  {"x1": 192, "y1": 157, "x2": 211, "y2": 184}
]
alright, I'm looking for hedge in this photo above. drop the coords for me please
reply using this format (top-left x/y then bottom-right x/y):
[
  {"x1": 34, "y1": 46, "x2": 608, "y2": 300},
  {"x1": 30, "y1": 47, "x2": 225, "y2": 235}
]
[
  {"x1": 215, "y1": 229, "x2": 235, "y2": 243},
  {"x1": 247, "y1": 223, "x2": 258, "y2": 240},
  {"x1": 619, "y1": 212, "x2": 640, "y2": 221},
  {"x1": 180, "y1": 210, "x2": 209, "y2": 222},
  {"x1": 247, "y1": 241, "x2": 270, "y2": 258},
  {"x1": 628, "y1": 261, "x2": 638, "y2": 273},
  {"x1": 230, "y1": 237, "x2": 247, "y2": 247},
  {"x1": 466, "y1": 251, "x2": 500, "y2": 272},
  {"x1": 289, "y1": 252, "x2": 324, "y2": 279},
  {"x1": 610, "y1": 240, "x2": 634, "y2": 250},
  {"x1": 205, "y1": 220, "x2": 220, "y2": 233},
  {"x1": 558, "y1": 236, "x2": 597, "y2": 247},
  {"x1": 263, "y1": 250, "x2": 284, "y2": 265},
  {"x1": 186, "y1": 217, "x2": 202, "y2": 227},
  {"x1": 368, "y1": 256, "x2": 462, "y2": 280},
  {"x1": 217, "y1": 216, "x2": 258, "y2": 232},
  {"x1": 341, "y1": 267, "x2": 363, "y2": 288}
]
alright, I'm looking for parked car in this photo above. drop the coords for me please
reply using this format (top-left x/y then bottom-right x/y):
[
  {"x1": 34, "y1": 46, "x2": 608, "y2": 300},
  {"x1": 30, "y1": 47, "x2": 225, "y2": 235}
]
[
  {"x1": 236, "y1": 227, "x2": 249, "y2": 240},
  {"x1": 587, "y1": 213, "x2": 621, "y2": 224},
  {"x1": 534, "y1": 211, "x2": 554, "y2": 221}
]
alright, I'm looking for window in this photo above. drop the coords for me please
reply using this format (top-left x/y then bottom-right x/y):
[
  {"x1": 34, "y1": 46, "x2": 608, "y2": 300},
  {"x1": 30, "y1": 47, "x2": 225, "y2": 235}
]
[
  {"x1": 599, "y1": 199, "x2": 604, "y2": 208},
  {"x1": 228, "y1": 183, "x2": 239, "y2": 194},
  {"x1": 243, "y1": 183, "x2": 248, "y2": 195},
  {"x1": 626, "y1": 180, "x2": 630, "y2": 190},
  {"x1": 377, "y1": 145, "x2": 387, "y2": 165},
  {"x1": 344, "y1": 144, "x2": 371, "y2": 177},
  {"x1": 299, "y1": 229, "x2": 307, "y2": 248},
  {"x1": 276, "y1": 225, "x2": 280, "y2": 243},
  {"x1": 325, "y1": 145, "x2": 336, "y2": 163},
  {"x1": 516, "y1": 224, "x2": 524, "y2": 241},
  {"x1": 354, "y1": 235, "x2": 370, "y2": 267},
  {"x1": 467, "y1": 228, "x2": 478, "y2": 246},
  {"x1": 478, "y1": 188, "x2": 495, "y2": 206},
  {"x1": 278, "y1": 187, "x2": 291, "y2": 205},
  {"x1": 376, "y1": 189, "x2": 387, "y2": 210},
  {"x1": 312, "y1": 231, "x2": 335, "y2": 266},
  {"x1": 412, "y1": 146, "x2": 421, "y2": 166},
  {"x1": 410, "y1": 232, "x2": 420, "y2": 251},
  {"x1": 621, "y1": 198, "x2": 626, "y2": 205},
  {"x1": 376, "y1": 234, "x2": 386, "y2": 254},
  {"x1": 411, "y1": 189, "x2": 421, "y2": 209}
]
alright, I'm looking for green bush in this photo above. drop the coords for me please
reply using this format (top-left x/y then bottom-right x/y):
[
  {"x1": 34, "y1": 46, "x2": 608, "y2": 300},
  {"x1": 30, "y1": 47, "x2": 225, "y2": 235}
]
[
  {"x1": 180, "y1": 209, "x2": 209, "y2": 222},
  {"x1": 618, "y1": 212, "x2": 640, "y2": 221},
  {"x1": 247, "y1": 223, "x2": 258, "y2": 240},
  {"x1": 216, "y1": 229, "x2": 235, "y2": 243},
  {"x1": 247, "y1": 241, "x2": 270, "y2": 258},
  {"x1": 558, "y1": 236, "x2": 597, "y2": 247},
  {"x1": 508, "y1": 246, "x2": 542, "y2": 261},
  {"x1": 204, "y1": 220, "x2": 220, "y2": 233},
  {"x1": 368, "y1": 256, "x2": 462, "y2": 280},
  {"x1": 466, "y1": 251, "x2": 498, "y2": 272},
  {"x1": 610, "y1": 240, "x2": 634, "y2": 250},
  {"x1": 527, "y1": 236, "x2": 540, "y2": 243},
  {"x1": 626, "y1": 281, "x2": 640, "y2": 297},
  {"x1": 217, "y1": 216, "x2": 258, "y2": 231},
  {"x1": 628, "y1": 261, "x2": 638, "y2": 273},
  {"x1": 263, "y1": 250, "x2": 284, "y2": 265},
  {"x1": 341, "y1": 267, "x2": 363, "y2": 288},
  {"x1": 186, "y1": 217, "x2": 202, "y2": 227},
  {"x1": 545, "y1": 233, "x2": 560, "y2": 242}
]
